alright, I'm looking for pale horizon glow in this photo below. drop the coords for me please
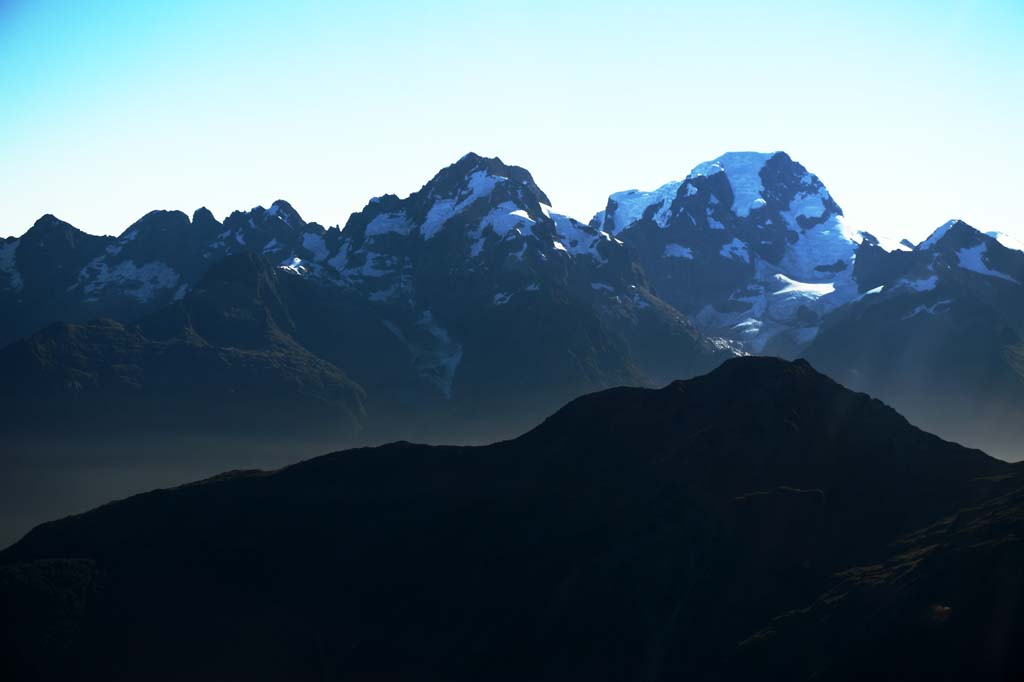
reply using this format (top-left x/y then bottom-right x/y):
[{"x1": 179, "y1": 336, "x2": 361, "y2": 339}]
[{"x1": 1, "y1": 0, "x2": 1022, "y2": 244}]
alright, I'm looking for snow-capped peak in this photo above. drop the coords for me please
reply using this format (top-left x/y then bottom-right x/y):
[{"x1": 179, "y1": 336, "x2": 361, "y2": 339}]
[
  {"x1": 688, "y1": 151, "x2": 776, "y2": 217},
  {"x1": 917, "y1": 219, "x2": 963, "y2": 250},
  {"x1": 265, "y1": 200, "x2": 303, "y2": 228},
  {"x1": 601, "y1": 180, "x2": 683, "y2": 234}
]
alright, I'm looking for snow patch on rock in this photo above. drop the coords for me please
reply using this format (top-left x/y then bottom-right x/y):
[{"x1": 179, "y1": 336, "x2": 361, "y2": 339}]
[
  {"x1": 720, "y1": 238, "x2": 749, "y2": 261},
  {"x1": 664, "y1": 243, "x2": 694, "y2": 259},
  {"x1": 772, "y1": 274, "x2": 835, "y2": 298},
  {"x1": 918, "y1": 220, "x2": 959, "y2": 250},
  {"x1": 421, "y1": 170, "x2": 502, "y2": 239},
  {"x1": 956, "y1": 243, "x2": 1019, "y2": 284},
  {"x1": 900, "y1": 275, "x2": 939, "y2": 292},
  {"x1": 603, "y1": 180, "x2": 682, "y2": 234},
  {"x1": 903, "y1": 299, "x2": 953, "y2": 320},
  {"x1": 302, "y1": 233, "x2": 329, "y2": 262},
  {"x1": 0, "y1": 240, "x2": 23, "y2": 291},
  {"x1": 365, "y1": 212, "x2": 414, "y2": 238},
  {"x1": 80, "y1": 259, "x2": 181, "y2": 302},
  {"x1": 279, "y1": 257, "x2": 308, "y2": 276},
  {"x1": 688, "y1": 152, "x2": 773, "y2": 218}
]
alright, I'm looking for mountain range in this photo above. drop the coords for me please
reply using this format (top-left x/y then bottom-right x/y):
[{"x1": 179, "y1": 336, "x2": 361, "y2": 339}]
[
  {"x1": 2, "y1": 357, "x2": 1021, "y2": 680},
  {"x1": 1, "y1": 150, "x2": 1022, "y2": 544}
]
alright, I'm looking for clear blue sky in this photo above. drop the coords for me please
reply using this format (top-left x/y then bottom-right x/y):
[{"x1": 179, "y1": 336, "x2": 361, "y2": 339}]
[{"x1": 1, "y1": 0, "x2": 1022, "y2": 243}]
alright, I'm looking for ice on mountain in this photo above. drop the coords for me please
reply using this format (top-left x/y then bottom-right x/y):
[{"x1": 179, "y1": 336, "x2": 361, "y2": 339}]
[
  {"x1": 777, "y1": 215, "x2": 859, "y2": 283},
  {"x1": 956, "y1": 243, "x2": 1019, "y2": 284},
  {"x1": 365, "y1": 212, "x2": 414, "y2": 237},
  {"x1": 720, "y1": 238, "x2": 749, "y2": 261},
  {"x1": 416, "y1": 311, "x2": 463, "y2": 399},
  {"x1": 902, "y1": 298, "x2": 953, "y2": 320},
  {"x1": 380, "y1": 311, "x2": 462, "y2": 398},
  {"x1": 0, "y1": 240, "x2": 24, "y2": 291},
  {"x1": 279, "y1": 256, "x2": 307, "y2": 275},
  {"x1": 918, "y1": 220, "x2": 959, "y2": 250},
  {"x1": 730, "y1": 317, "x2": 763, "y2": 338},
  {"x1": 482, "y1": 202, "x2": 536, "y2": 237},
  {"x1": 604, "y1": 180, "x2": 682, "y2": 234},
  {"x1": 550, "y1": 213, "x2": 606, "y2": 261},
  {"x1": 664, "y1": 244, "x2": 694, "y2": 259},
  {"x1": 900, "y1": 275, "x2": 939, "y2": 292},
  {"x1": 421, "y1": 170, "x2": 502, "y2": 239},
  {"x1": 866, "y1": 232, "x2": 913, "y2": 253},
  {"x1": 688, "y1": 152, "x2": 772, "y2": 218},
  {"x1": 80, "y1": 259, "x2": 181, "y2": 302},
  {"x1": 772, "y1": 274, "x2": 835, "y2": 298},
  {"x1": 784, "y1": 189, "x2": 829, "y2": 221},
  {"x1": 302, "y1": 233, "x2": 329, "y2": 262},
  {"x1": 327, "y1": 243, "x2": 350, "y2": 273}
]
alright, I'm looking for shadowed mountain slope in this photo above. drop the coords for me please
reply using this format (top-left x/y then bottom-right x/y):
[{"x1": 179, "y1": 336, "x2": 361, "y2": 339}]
[{"x1": 1, "y1": 357, "x2": 1018, "y2": 681}]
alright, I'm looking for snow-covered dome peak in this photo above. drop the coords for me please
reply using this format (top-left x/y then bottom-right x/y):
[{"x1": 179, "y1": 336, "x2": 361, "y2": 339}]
[{"x1": 688, "y1": 152, "x2": 778, "y2": 218}]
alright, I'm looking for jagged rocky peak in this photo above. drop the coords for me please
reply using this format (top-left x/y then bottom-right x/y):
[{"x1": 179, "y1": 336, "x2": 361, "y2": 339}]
[
  {"x1": 119, "y1": 210, "x2": 192, "y2": 240},
  {"x1": 917, "y1": 219, "x2": 1023, "y2": 285},
  {"x1": 261, "y1": 199, "x2": 305, "y2": 228},
  {"x1": 191, "y1": 206, "x2": 218, "y2": 226},
  {"x1": 17, "y1": 214, "x2": 113, "y2": 259},
  {"x1": 422, "y1": 152, "x2": 551, "y2": 208},
  {"x1": 338, "y1": 151, "x2": 603, "y2": 258},
  {"x1": 386, "y1": 152, "x2": 550, "y2": 240},
  {"x1": 26, "y1": 213, "x2": 73, "y2": 233},
  {"x1": 21, "y1": 214, "x2": 91, "y2": 242},
  {"x1": 917, "y1": 218, "x2": 985, "y2": 251}
]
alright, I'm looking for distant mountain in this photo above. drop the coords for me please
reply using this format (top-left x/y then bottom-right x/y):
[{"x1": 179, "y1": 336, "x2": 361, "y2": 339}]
[
  {"x1": 0, "y1": 154, "x2": 731, "y2": 450},
  {"x1": 0, "y1": 251, "x2": 367, "y2": 440},
  {"x1": 594, "y1": 151, "x2": 908, "y2": 356},
  {"x1": 1, "y1": 357, "x2": 1018, "y2": 681},
  {"x1": 2, "y1": 149, "x2": 1022, "y2": 465},
  {"x1": 804, "y1": 219, "x2": 1024, "y2": 461}
]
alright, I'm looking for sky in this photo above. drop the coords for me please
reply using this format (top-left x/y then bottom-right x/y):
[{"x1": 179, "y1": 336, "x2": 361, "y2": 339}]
[{"x1": 1, "y1": 0, "x2": 1022, "y2": 244}]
